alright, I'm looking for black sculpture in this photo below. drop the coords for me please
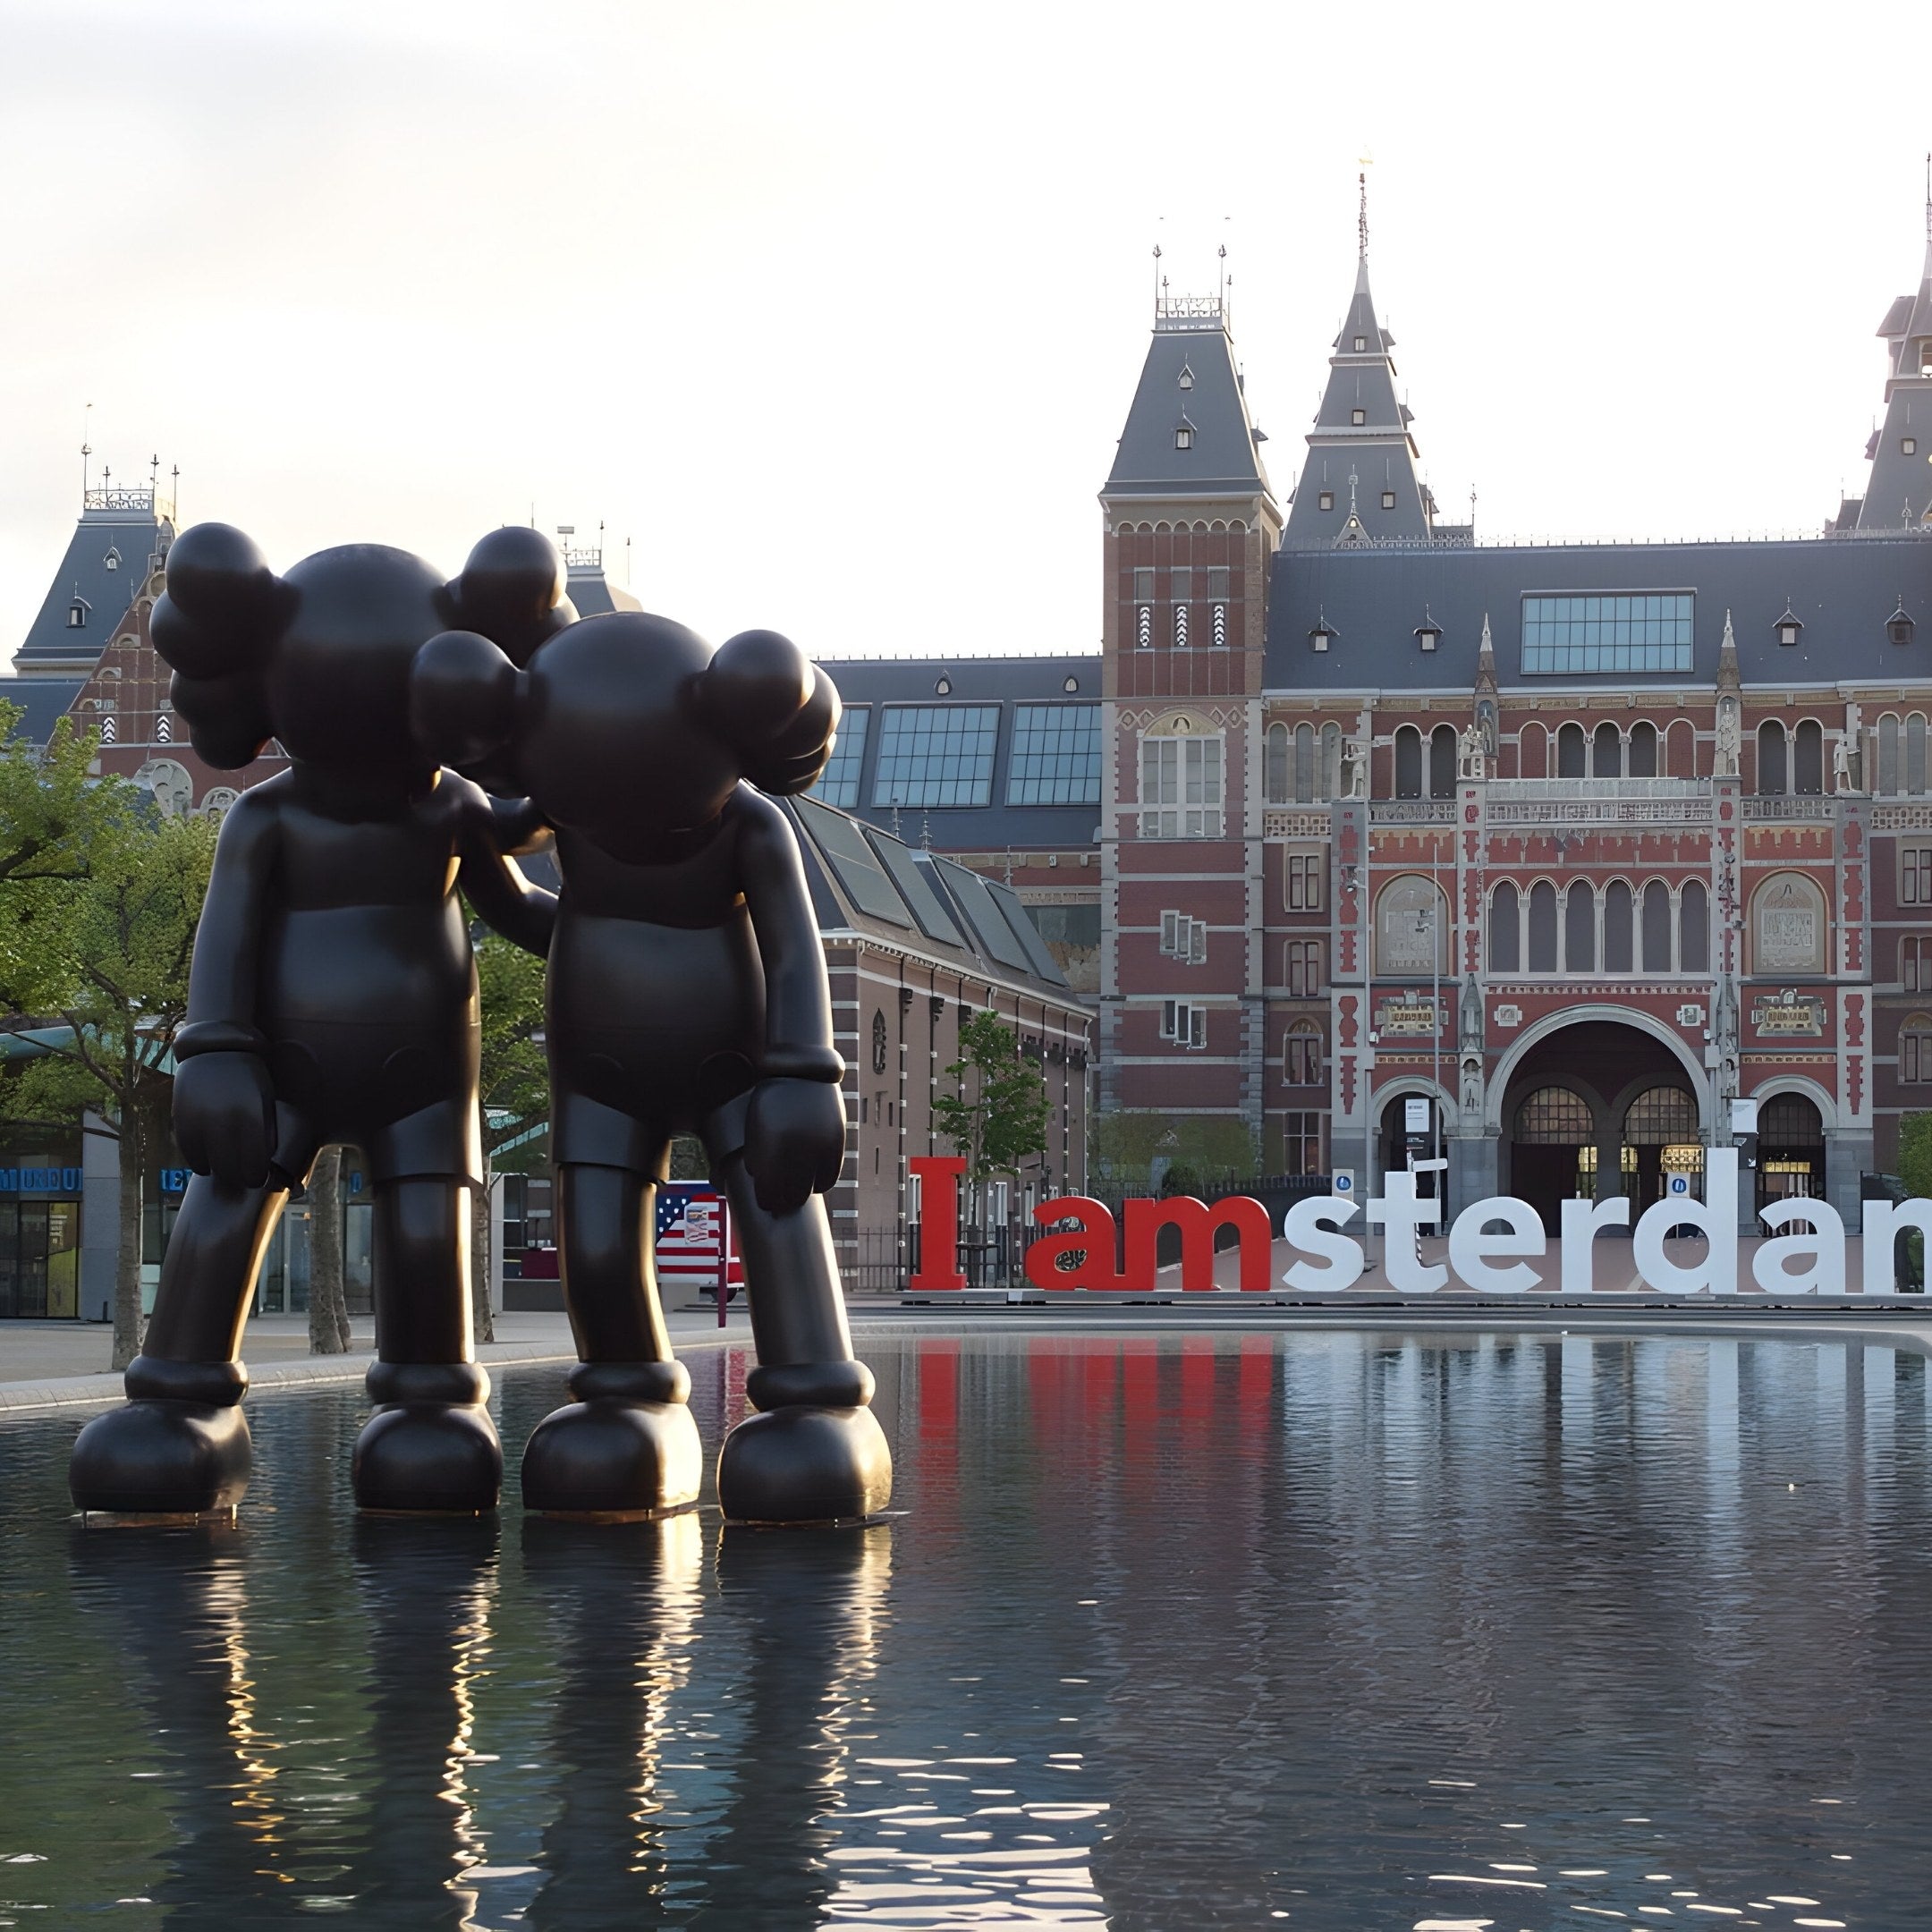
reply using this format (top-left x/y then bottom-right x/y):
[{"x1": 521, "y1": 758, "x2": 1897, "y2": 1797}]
[
  {"x1": 412, "y1": 612, "x2": 893, "y2": 1523},
  {"x1": 68, "y1": 523, "x2": 556, "y2": 1517}
]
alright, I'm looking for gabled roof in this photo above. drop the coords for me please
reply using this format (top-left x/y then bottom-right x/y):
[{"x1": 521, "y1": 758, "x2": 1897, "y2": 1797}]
[
  {"x1": 1284, "y1": 254, "x2": 1432, "y2": 549},
  {"x1": 1103, "y1": 310, "x2": 1271, "y2": 501},
  {"x1": 14, "y1": 497, "x2": 170, "y2": 674}
]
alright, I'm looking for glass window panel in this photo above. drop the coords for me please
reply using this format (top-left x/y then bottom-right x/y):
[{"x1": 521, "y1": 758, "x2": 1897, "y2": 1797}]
[
  {"x1": 1603, "y1": 880, "x2": 1634, "y2": 972},
  {"x1": 1429, "y1": 725, "x2": 1457, "y2": 800},
  {"x1": 1294, "y1": 724, "x2": 1316, "y2": 804},
  {"x1": 1758, "y1": 721, "x2": 1787, "y2": 796},
  {"x1": 1910, "y1": 714, "x2": 1928, "y2": 796},
  {"x1": 873, "y1": 704, "x2": 1001, "y2": 809},
  {"x1": 1521, "y1": 592, "x2": 1694, "y2": 674},
  {"x1": 1557, "y1": 723, "x2": 1587, "y2": 777},
  {"x1": 1528, "y1": 881, "x2": 1558, "y2": 971},
  {"x1": 1394, "y1": 726, "x2": 1422, "y2": 799},
  {"x1": 1564, "y1": 881, "x2": 1596, "y2": 972},
  {"x1": 1641, "y1": 881, "x2": 1673, "y2": 970},
  {"x1": 1592, "y1": 723, "x2": 1622, "y2": 777},
  {"x1": 811, "y1": 706, "x2": 869, "y2": 808},
  {"x1": 1265, "y1": 724, "x2": 1289, "y2": 803},
  {"x1": 1006, "y1": 704, "x2": 1099, "y2": 806},
  {"x1": 1628, "y1": 721, "x2": 1657, "y2": 776},
  {"x1": 1794, "y1": 720, "x2": 1824, "y2": 796}
]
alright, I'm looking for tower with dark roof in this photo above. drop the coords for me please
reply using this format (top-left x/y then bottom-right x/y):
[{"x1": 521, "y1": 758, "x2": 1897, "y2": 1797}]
[
  {"x1": 1097, "y1": 266, "x2": 1282, "y2": 1140},
  {"x1": 1853, "y1": 175, "x2": 1932, "y2": 532},
  {"x1": 1284, "y1": 192, "x2": 1436, "y2": 549}
]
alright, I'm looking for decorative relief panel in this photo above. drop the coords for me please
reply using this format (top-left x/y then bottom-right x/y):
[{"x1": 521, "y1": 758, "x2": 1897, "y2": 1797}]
[
  {"x1": 1263, "y1": 811, "x2": 1328, "y2": 840},
  {"x1": 1750, "y1": 873, "x2": 1828, "y2": 975}
]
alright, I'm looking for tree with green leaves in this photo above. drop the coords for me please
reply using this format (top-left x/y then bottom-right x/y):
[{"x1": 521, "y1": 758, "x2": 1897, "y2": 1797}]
[
  {"x1": 471, "y1": 929, "x2": 549, "y2": 1343},
  {"x1": 1, "y1": 809, "x2": 216, "y2": 1368},
  {"x1": 1894, "y1": 1112, "x2": 1932, "y2": 1289},
  {"x1": 932, "y1": 1007, "x2": 1052, "y2": 1224}
]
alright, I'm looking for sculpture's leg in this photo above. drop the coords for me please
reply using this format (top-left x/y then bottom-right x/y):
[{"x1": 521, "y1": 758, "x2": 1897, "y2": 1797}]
[
  {"x1": 520, "y1": 1159, "x2": 700, "y2": 1517},
  {"x1": 352, "y1": 1177, "x2": 502, "y2": 1513},
  {"x1": 69, "y1": 1174, "x2": 285, "y2": 1515},
  {"x1": 707, "y1": 1138, "x2": 891, "y2": 1525}
]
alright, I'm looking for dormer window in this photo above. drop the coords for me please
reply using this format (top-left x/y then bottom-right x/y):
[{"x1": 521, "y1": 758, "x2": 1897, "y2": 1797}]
[
  {"x1": 103, "y1": 546, "x2": 121, "y2": 572},
  {"x1": 1318, "y1": 491, "x2": 1335, "y2": 512},
  {"x1": 1177, "y1": 363, "x2": 1194, "y2": 390},
  {"x1": 1174, "y1": 417, "x2": 1194, "y2": 451},
  {"x1": 1381, "y1": 490, "x2": 1397, "y2": 510},
  {"x1": 66, "y1": 596, "x2": 89, "y2": 629},
  {"x1": 1414, "y1": 614, "x2": 1442, "y2": 654},
  {"x1": 1890, "y1": 598, "x2": 1916, "y2": 648},
  {"x1": 1350, "y1": 408, "x2": 1366, "y2": 426},
  {"x1": 1309, "y1": 614, "x2": 1336, "y2": 654},
  {"x1": 1905, "y1": 437, "x2": 1919, "y2": 456},
  {"x1": 1352, "y1": 335, "x2": 1367, "y2": 352},
  {"x1": 1775, "y1": 605, "x2": 1802, "y2": 648}
]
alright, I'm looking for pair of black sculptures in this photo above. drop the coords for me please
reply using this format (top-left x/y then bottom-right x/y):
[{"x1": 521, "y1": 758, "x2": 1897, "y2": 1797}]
[{"x1": 68, "y1": 522, "x2": 891, "y2": 1525}]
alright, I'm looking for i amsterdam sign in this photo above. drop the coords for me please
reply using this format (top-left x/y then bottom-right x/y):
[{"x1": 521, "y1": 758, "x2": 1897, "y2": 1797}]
[{"x1": 907, "y1": 1156, "x2": 1923, "y2": 1300}]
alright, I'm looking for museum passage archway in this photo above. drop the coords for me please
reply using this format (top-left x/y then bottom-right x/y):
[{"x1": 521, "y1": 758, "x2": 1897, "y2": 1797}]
[
  {"x1": 1500, "y1": 1019, "x2": 1704, "y2": 1233},
  {"x1": 1756, "y1": 1092, "x2": 1826, "y2": 1215}
]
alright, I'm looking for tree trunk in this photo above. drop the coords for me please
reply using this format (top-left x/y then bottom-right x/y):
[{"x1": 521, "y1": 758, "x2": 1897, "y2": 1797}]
[
  {"x1": 308, "y1": 1145, "x2": 352, "y2": 1354},
  {"x1": 471, "y1": 1162, "x2": 496, "y2": 1345},
  {"x1": 112, "y1": 1116, "x2": 145, "y2": 1372}
]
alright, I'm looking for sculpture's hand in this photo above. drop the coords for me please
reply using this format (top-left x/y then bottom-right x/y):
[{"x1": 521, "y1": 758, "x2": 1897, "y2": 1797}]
[
  {"x1": 174, "y1": 1051, "x2": 277, "y2": 1189},
  {"x1": 743, "y1": 1077, "x2": 846, "y2": 1214}
]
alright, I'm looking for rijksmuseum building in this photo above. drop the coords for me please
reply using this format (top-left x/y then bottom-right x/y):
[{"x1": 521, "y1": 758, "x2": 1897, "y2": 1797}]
[{"x1": 4, "y1": 198, "x2": 1932, "y2": 1283}]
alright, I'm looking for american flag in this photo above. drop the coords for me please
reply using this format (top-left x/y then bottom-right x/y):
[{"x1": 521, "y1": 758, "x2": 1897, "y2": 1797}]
[{"x1": 655, "y1": 1182, "x2": 741, "y2": 1290}]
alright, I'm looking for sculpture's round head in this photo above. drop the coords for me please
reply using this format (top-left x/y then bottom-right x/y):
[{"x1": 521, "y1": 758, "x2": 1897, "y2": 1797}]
[
  {"x1": 151, "y1": 521, "x2": 577, "y2": 772},
  {"x1": 410, "y1": 611, "x2": 839, "y2": 853}
]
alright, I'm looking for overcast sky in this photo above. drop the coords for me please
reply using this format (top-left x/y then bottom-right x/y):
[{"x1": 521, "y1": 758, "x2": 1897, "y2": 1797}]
[{"x1": 1, "y1": 0, "x2": 1926, "y2": 665}]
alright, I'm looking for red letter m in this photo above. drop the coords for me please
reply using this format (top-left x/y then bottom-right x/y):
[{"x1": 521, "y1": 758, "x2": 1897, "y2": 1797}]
[{"x1": 1122, "y1": 1196, "x2": 1275, "y2": 1294}]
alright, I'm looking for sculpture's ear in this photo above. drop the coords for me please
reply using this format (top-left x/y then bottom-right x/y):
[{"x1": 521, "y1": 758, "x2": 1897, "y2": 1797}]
[
  {"x1": 168, "y1": 669, "x2": 276, "y2": 771},
  {"x1": 410, "y1": 630, "x2": 524, "y2": 769},
  {"x1": 437, "y1": 528, "x2": 576, "y2": 667},
  {"x1": 693, "y1": 631, "x2": 841, "y2": 796},
  {"x1": 151, "y1": 522, "x2": 294, "y2": 679}
]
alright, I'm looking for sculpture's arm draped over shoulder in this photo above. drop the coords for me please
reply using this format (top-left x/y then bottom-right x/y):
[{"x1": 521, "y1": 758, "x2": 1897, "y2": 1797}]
[
  {"x1": 454, "y1": 778, "x2": 556, "y2": 959},
  {"x1": 737, "y1": 788, "x2": 842, "y2": 1082}
]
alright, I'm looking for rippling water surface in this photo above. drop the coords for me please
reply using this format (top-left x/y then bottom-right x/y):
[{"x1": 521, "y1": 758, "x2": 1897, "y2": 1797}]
[{"x1": 1, "y1": 1331, "x2": 1928, "y2": 1928}]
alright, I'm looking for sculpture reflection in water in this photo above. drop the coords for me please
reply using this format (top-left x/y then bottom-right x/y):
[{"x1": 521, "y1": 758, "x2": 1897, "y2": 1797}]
[
  {"x1": 67, "y1": 1525, "x2": 294, "y2": 1926},
  {"x1": 521, "y1": 1516, "x2": 889, "y2": 1928}
]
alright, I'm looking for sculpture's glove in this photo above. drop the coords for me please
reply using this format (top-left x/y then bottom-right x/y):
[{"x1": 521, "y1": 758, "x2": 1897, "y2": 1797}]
[
  {"x1": 174, "y1": 1050, "x2": 277, "y2": 1189},
  {"x1": 743, "y1": 1076, "x2": 846, "y2": 1214}
]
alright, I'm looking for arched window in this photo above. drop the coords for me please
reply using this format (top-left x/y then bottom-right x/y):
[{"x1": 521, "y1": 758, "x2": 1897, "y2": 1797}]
[
  {"x1": 1758, "y1": 720, "x2": 1788, "y2": 796},
  {"x1": 1140, "y1": 724, "x2": 1224, "y2": 838},
  {"x1": 1758, "y1": 1092, "x2": 1824, "y2": 1147},
  {"x1": 1284, "y1": 1021, "x2": 1323, "y2": 1084},
  {"x1": 1264, "y1": 723, "x2": 1289, "y2": 803},
  {"x1": 1909, "y1": 714, "x2": 1928, "y2": 797},
  {"x1": 1902, "y1": 1015, "x2": 1932, "y2": 1084},
  {"x1": 1680, "y1": 879, "x2": 1709, "y2": 972},
  {"x1": 1563, "y1": 880, "x2": 1597, "y2": 972},
  {"x1": 1428, "y1": 724, "x2": 1457, "y2": 800},
  {"x1": 1516, "y1": 1086, "x2": 1592, "y2": 1143},
  {"x1": 1319, "y1": 723, "x2": 1342, "y2": 801},
  {"x1": 1293, "y1": 723, "x2": 1316, "y2": 803},
  {"x1": 1556, "y1": 722, "x2": 1587, "y2": 777},
  {"x1": 1489, "y1": 882, "x2": 1521, "y2": 971},
  {"x1": 1641, "y1": 880, "x2": 1673, "y2": 970},
  {"x1": 1375, "y1": 875, "x2": 1450, "y2": 976},
  {"x1": 1793, "y1": 719, "x2": 1824, "y2": 796},
  {"x1": 1528, "y1": 881, "x2": 1558, "y2": 971},
  {"x1": 1394, "y1": 725, "x2": 1423, "y2": 800},
  {"x1": 1624, "y1": 1086, "x2": 1699, "y2": 1145},
  {"x1": 1603, "y1": 879, "x2": 1634, "y2": 971},
  {"x1": 1665, "y1": 717, "x2": 1693, "y2": 778},
  {"x1": 1628, "y1": 721, "x2": 1658, "y2": 776},
  {"x1": 872, "y1": 1009, "x2": 889, "y2": 1075},
  {"x1": 1878, "y1": 714, "x2": 1902, "y2": 795},
  {"x1": 1592, "y1": 722, "x2": 1623, "y2": 777},
  {"x1": 1520, "y1": 721, "x2": 1549, "y2": 779}
]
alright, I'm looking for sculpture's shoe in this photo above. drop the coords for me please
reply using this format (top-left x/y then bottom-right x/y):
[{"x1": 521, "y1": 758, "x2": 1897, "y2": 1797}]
[
  {"x1": 353, "y1": 1402, "x2": 503, "y2": 1513},
  {"x1": 716, "y1": 1403, "x2": 893, "y2": 1525},
  {"x1": 70, "y1": 1399, "x2": 252, "y2": 1516},
  {"x1": 521, "y1": 1398, "x2": 703, "y2": 1517}
]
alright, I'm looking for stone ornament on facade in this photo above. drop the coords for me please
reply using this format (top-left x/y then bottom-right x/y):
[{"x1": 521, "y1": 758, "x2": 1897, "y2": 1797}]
[
  {"x1": 1456, "y1": 724, "x2": 1488, "y2": 780},
  {"x1": 1340, "y1": 737, "x2": 1369, "y2": 798},
  {"x1": 132, "y1": 757, "x2": 193, "y2": 818}
]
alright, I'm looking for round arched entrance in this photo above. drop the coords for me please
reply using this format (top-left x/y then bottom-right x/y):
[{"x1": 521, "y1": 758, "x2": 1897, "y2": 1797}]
[
  {"x1": 1496, "y1": 1018, "x2": 1707, "y2": 1233},
  {"x1": 1757, "y1": 1092, "x2": 1826, "y2": 1213}
]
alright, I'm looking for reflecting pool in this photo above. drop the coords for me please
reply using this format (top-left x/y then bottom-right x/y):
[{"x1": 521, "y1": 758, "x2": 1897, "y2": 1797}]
[{"x1": 2, "y1": 1332, "x2": 1928, "y2": 1928}]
